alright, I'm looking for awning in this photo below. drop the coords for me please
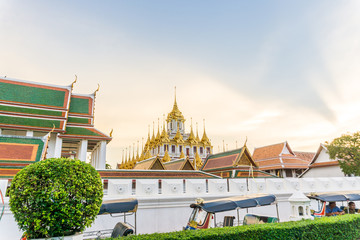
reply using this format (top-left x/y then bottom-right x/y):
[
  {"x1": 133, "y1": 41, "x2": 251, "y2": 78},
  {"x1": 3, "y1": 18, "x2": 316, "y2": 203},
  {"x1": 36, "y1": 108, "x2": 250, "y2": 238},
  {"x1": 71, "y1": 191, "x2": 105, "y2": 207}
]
[
  {"x1": 307, "y1": 191, "x2": 360, "y2": 202},
  {"x1": 195, "y1": 194, "x2": 276, "y2": 213},
  {"x1": 99, "y1": 198, "x2": 138, "y2": 215}
]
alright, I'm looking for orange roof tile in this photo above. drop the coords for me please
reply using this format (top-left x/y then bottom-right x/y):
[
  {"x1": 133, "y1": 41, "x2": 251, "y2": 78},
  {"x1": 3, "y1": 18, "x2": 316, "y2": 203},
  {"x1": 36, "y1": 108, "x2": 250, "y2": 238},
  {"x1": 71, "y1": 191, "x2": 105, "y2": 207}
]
[{"x1": 252, "y1": 142, "x2": 285, "y2": 160}]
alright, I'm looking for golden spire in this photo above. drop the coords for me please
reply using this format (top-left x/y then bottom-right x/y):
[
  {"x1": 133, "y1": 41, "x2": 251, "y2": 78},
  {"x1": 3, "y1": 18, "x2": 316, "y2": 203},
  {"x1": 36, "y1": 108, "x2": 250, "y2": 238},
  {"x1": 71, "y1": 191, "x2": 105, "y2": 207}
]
[
  {"x1": 136, "y1": 141, "x2": 140, "y2": 161},
  {"x1": 223, "y1": 140, "x2": 225, "y2": 152},
  {"x1": 173, "y1": 125, "x2": 184, "y2": 144},
  {"x1": 162, "y1": 149, "x2": 171, "y2": 162},
  {"x1": 144, "y1": 125, "x2": 151, "y2": 150},
  {"x1": 144, "y1": 149, "x2": 152, "y2": 159},
  {"x1": 155, "y1": 118, "x2": 161, "y2": 143},
  {"x1": 150, "y1": 121, "x2": 155, "y2": 146},
  {"x1": 194, "y1": 151, "x2": 203, "y2": 170},
  {"x1": 167, "y1": 86, "x2": 185, "y2": 122},
  {"x1": 187, "y1": 118, "x2": 197, "y2": 145},
  {"x1": 179, "y1": 148, "x2": 185, "y2": 159},
  {"x1": 201, "y1": 119, "x2": 211, "y2": 146},
  {"x1": 132, "y1": 143, "x2": 135, "y2": 162},
  {"x1": 195, "y1": 122, "x2": 200, "y2": 142}
]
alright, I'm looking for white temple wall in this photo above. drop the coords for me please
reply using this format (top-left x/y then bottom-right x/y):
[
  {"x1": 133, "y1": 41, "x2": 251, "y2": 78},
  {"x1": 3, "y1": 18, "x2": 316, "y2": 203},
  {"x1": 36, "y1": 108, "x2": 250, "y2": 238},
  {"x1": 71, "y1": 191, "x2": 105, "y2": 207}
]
[
  {"x1": 3, "y1": 177, "x2": 360, "y2": 239},
  {"x1": 302, "y1": 166, "x2": 345, "y2": 178}
]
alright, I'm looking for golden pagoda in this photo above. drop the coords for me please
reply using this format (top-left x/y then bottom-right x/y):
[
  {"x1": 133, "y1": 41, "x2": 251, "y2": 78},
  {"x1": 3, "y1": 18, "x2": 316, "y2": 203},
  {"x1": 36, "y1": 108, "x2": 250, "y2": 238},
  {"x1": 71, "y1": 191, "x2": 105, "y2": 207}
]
[{"x1": 137, "y1": 89, "x2": 213, "y2": 164}]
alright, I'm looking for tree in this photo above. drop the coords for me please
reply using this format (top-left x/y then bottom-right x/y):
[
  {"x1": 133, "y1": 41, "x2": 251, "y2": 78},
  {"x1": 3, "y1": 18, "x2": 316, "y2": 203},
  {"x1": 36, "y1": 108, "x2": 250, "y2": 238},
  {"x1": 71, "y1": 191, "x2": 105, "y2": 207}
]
[{"x1": 326, "y1": 132, "x2": 360, "y2": 176}]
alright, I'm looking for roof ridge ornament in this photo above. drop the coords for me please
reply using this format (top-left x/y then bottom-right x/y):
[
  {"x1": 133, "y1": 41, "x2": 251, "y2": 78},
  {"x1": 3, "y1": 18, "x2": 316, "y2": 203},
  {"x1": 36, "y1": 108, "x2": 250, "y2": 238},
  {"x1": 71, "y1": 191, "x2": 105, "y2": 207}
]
[
  {"x1": 94, "y1": 83, "x2": 100, "y2": 97},
  {"x1": 71, "y1": 75, "x2": 77, "y2": 90}
]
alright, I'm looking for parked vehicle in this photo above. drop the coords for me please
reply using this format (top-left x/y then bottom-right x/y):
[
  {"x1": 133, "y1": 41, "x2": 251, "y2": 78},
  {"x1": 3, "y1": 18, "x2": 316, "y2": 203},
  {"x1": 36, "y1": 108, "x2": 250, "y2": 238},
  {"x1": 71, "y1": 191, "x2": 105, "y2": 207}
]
[
  {"x1": 308, "y1": 191, "x2": 360, "y2": 217},
  {"x1": 185, "y1": 193, "x2": 279, "y2": 230},
  {"x1": 84, "y1": 198, "x2": 138, "y2": 239}
]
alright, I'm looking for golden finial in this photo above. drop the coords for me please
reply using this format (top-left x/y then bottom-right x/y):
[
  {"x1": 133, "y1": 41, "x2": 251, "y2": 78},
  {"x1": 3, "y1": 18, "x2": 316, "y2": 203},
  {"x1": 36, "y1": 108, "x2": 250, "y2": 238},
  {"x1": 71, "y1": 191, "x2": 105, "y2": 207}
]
[
  {"x1": 223, "y1": 140, "x2": 225, "y2": 152},
  {"x1": 244, "y1": 136, "x2": 248, "y2": 147},
  {"x1": 109, "y1": 129, "x2": 113, "y2": 137},
  {"x1": 122, "y1": 149, "x2": 124, "y2": 164},
  {"x1": 94, "y1": 83, "x2": 100, "y2": 96},
  {"x1": 194, "y1": 151, "x2": 203, "y2": 170},
  {"x1": 162, "y1": 149, "x2": 171, "y2": 162},
  {"x1": 226, "y1": 143, "x2": 228, "y2": 151},
  {"x1": 133, "y1": 143, "x2": 135, "y2": 160},
  {"x1": 179, "y1": 148, "x2": 185, "y2": 159},
  {"x1": 137, "y1": 140, "x2": 139, "y2": 160},
  {"x1": 174, "y1": 86, "x2": 177, "y2": 104},
  {"x1": 71, "y1": 75, "x2": 77, "y2": 90},
  {"x1": 196, "y1": 122, "x2": 200, "y2": 142}
]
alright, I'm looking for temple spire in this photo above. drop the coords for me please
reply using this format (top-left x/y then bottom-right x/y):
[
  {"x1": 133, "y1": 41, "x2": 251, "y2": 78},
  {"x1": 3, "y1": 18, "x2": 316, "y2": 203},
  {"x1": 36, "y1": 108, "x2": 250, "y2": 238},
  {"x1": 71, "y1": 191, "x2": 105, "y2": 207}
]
[{"x1": 201, "y1": 119, "x2": 211, "y2": 145}]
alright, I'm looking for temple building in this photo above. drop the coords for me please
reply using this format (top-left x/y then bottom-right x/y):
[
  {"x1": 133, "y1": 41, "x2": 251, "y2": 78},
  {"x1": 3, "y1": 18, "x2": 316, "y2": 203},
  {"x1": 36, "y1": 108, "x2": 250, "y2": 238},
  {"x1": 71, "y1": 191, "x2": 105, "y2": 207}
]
[
  {"x1": 118, "y1": 92, "x2": 213, "y2": 169},
  {"x1": 252, "y1": 141, "x2": 314, "y2": 178},
  {"x1": 0, "y1": 76, "x2": 112, "y2": 177}
]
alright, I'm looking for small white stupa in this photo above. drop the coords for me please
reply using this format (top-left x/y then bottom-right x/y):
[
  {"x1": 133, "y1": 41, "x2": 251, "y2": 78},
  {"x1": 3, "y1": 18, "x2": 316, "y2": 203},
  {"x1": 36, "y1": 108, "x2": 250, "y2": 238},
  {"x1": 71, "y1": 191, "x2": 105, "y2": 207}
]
[{"x1": 288, "y1": 191, "x2": 314, "y2": 221}]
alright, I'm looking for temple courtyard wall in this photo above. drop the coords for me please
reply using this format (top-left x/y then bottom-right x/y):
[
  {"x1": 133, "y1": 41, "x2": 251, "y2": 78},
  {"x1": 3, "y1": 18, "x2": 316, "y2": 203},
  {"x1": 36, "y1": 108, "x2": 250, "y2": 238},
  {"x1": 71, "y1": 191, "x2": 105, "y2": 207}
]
[{"x1": 1, "y1": 177, "x2": 360, "y2": 239}]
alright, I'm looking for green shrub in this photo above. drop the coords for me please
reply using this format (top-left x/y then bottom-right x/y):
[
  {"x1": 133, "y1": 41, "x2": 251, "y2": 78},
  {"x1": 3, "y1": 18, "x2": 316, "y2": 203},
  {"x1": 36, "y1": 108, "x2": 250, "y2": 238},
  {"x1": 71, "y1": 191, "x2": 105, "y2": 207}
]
[
  {"x1": 9, "y1": 158, "x2": 103, "y2": 239},
  {"x1": 109, "y1": 214, "x2": 360, "y2": 240}
]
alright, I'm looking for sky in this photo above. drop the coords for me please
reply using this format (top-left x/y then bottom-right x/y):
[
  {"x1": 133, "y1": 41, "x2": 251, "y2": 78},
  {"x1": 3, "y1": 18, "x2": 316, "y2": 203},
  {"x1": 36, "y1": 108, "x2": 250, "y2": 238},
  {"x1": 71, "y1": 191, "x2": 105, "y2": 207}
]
[{"x1": 1, "y1": 0, "x2": 360, "y2": 167}]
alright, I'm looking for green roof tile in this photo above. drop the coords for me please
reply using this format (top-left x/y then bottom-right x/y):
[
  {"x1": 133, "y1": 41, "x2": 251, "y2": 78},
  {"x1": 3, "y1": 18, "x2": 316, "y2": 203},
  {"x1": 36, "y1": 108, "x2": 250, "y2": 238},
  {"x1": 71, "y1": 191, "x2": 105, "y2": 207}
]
[
  {"x1": 67, "y1": 117, "x2": 91, "y2": 124},
  {"x1": 0, "y1": 115, "x2": 61, "y2": 129},
  {"x1": 0, "y1": 105, "x2": 63, "y2": 117},
  {"x1": 0, "y1": 81, "x2": 66, "y2": 107},
  {"x1": 69, "y1": 97, "x2": 90, "y2": 114},
  {"x1": 65, "y1": 127, "x2": 102, "y2": 137}
]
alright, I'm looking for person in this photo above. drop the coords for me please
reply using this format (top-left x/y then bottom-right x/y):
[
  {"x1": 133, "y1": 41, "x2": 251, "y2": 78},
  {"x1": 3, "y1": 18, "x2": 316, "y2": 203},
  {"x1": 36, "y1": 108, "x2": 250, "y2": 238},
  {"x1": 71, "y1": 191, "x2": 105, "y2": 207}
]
[
  {"x1": 344, "y1": 201, "x2": 360, "y2": 214},
  {"x1": 325, "y1": 201, "x2": 344, "y2": 216}
]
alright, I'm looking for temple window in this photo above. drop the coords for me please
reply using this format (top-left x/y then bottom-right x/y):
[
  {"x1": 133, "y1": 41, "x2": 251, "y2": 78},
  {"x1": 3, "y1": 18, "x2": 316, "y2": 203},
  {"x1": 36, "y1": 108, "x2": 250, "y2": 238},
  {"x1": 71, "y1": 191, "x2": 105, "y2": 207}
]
[
  {"x1": 193, "y1": 146, "x2": 197, "y2": 153},
  {"x1": 200, "y1": 147, "x2": 203, "y2": 154},
  {"x1": 206, "y1": 147, "x2": 210, "y2": 154},
  {"x1": 172, "y1": 145, "x2": 175, "y2": 153},
  {"x1": 179, "y1": 145, "x2": 182, "y2": 153},
  {"x1": 186, "y1": 148, "x2": 190, "y2": 156}
]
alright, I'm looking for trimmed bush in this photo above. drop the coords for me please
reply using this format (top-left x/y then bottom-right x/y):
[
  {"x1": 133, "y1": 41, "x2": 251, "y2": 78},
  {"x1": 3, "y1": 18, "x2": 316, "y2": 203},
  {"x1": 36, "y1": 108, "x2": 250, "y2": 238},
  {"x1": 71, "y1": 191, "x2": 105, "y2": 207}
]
[
  {"x1": 9, "y1": 158, "x2": 103, "y2": 239},
  {"x1": 109, "y1": 214, "x2": 360, "y2": 240}
]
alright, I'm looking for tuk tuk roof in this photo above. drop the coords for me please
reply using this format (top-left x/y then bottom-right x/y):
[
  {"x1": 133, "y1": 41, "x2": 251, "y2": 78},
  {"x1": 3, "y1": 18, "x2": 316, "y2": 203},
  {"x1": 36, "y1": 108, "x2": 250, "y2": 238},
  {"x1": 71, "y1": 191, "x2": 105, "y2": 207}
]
[
  {"x1": 197, "y1": 194, "x2": 276, "y2": 213},
  {"x1": 307, "y1": 191, "x2": 360, "y2": 202},
  {"x1": 99, "y1": 198, "x2": 138, "y2": 215}
]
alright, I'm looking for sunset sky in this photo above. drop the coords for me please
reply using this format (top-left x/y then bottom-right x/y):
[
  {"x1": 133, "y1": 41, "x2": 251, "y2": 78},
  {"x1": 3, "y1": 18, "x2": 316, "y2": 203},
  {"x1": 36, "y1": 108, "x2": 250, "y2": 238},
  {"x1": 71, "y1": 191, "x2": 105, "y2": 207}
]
[{"x1": 1, "y1": 0, "x2": 360, "y2": 167}]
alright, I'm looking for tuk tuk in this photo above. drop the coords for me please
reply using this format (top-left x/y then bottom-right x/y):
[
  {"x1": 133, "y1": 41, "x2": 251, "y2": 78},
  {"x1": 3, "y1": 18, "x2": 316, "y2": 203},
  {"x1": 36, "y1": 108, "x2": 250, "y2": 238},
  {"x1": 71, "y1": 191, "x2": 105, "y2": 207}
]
[
  {"x1": 185, "y1": 193, "x2": 279, "y2": 230},
  {"x1": 308, "y1": 191, "x2": 360, "y2": 217},
  {"x1": 84, "y1": 198, "x2": 138, "y2": 239}
]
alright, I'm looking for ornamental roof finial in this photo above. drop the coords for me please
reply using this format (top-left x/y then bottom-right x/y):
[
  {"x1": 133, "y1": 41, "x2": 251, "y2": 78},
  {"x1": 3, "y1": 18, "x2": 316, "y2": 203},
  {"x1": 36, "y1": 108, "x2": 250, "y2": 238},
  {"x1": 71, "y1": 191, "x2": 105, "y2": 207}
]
[
  {"x1": 94, "y1": 83, "x2": 100, "y2": 96},
  {"x1": 71, "y1": 75, "x2": 77, "y2": 90},
  {"x1": 201, "y1": 119, "x2": 211, "y2": 145}
]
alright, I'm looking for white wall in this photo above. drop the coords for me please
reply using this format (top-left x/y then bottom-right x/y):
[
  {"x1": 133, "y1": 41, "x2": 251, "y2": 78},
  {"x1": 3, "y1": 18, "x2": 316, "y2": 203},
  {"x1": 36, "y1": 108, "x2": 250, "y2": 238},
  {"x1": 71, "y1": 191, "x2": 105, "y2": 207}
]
[
  {"x1": 3, "y1": 177, "x2": 360, "y2": 239},
  {"x1": 302, "y1": 166, "x2": 345, "y2": 178}
]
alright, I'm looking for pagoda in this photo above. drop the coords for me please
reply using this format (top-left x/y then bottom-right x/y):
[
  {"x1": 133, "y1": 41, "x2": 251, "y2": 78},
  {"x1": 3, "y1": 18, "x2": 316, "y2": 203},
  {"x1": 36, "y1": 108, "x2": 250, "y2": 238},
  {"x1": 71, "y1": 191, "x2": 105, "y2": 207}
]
[{"x1": 120, "y1": 90, "x2": 213, "y2": 168}]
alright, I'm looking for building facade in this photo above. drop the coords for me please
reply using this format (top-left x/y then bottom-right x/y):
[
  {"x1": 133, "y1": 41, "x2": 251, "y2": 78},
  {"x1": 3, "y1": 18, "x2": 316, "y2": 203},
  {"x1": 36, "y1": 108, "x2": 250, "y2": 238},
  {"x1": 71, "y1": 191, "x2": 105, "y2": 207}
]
[
  {"x1": 119, "y1": 94, "x2": 212, "y2": 169},
  {"x1": 0, "y1": 76, "x2": 111, "y2": 170}
]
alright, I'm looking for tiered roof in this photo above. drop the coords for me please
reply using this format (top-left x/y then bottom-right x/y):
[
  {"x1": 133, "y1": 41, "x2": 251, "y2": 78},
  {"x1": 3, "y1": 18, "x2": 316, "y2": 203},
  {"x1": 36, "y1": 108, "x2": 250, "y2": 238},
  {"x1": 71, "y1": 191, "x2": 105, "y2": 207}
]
[
  {"x1": 133, "y1": 156, "x2": 165, "y2": 170},
  {"x1": 0, "y1": 77, "x2": 71, "y2": 132},
  {"x1": 0, "y1": 135, "x2": 48, "y2": 178},
  {"x1": 252, "y1": 142, "x2": 313, "y2": 170},
  {"x1": 307, "y1": 144, "x2": 339, "y2": 168},
  {"x1": 163, "y1": 157, "x2": 195, "y2": 170},
  {"x1": 0, "y1": 77, "x2": 111, "y2": 141},
  {"x1": 200, "y1": 147, "x2": 276, "y2": 178},
  {"x1": 201, "y1": 147, "x2": 257, "y2": 172}
]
